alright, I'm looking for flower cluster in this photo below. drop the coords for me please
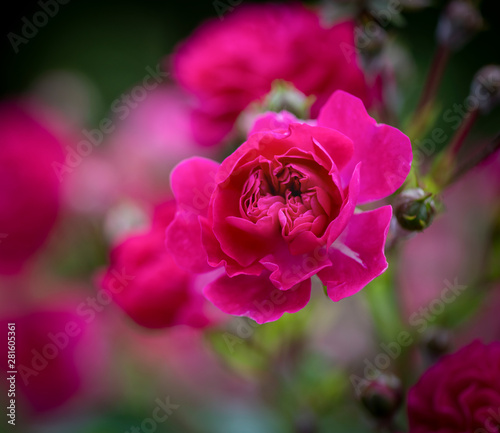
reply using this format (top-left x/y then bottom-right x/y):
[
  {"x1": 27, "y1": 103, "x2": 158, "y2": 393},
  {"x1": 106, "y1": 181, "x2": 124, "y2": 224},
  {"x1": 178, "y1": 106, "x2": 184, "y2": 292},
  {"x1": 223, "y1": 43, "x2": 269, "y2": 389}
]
[
  {"x1": 166, "y1": 91, "x2": 412, "y2": 323},
  {"x1": 3, "y1": 1, "x2": 500, "y2": 430}
]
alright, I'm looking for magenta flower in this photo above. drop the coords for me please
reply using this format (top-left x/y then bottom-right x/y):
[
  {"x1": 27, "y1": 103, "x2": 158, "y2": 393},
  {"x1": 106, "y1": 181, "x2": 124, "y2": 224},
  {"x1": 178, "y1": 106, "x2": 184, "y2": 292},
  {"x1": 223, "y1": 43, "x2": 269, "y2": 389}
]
[
  {"x1": 408, "y1": 341, "x2": 500, "y2": 433},
  {"x1": 103, "y1": 85, "x2": 221, "y2": 203},
  {"x1": 0, "y1": 102, "x2": 64, "y2": 274},
  {"x1": 101, "y1": 200, "x2": 219, "y2": 329},
  {"x1": 1, "y1": 300, "x2": 105, "y2": 415},
  {"x1": 166, "y1": 91, "x2": 412, "y2": 323},
  {"x1": 172, "y1": 3, "x2": 372, "y2": 146}
]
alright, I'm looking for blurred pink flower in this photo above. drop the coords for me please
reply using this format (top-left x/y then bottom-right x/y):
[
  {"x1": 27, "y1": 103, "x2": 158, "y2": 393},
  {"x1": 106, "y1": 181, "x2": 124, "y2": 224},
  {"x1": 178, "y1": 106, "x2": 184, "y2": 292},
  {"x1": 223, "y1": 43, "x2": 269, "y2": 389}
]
[
  {"x1": 101, "y1": 200, "x2": 221, "y2": 329},
  {"x1": 62, "y1": 155, "x2": 120, "y2": 217},
  {"x1": 103, "y1": 85, "x2": 220, "y2": 204},
  {"x1": 1, "y1": 295, "x2": 108, "y2": 415},
  {"x1": 172, "y1": 3, "x2": 372, "y2": 146},
  {"x1": 166, "y1": 91, "x2": 412, "y2": 323},
  {"x1": 408, "y1": 340, "x2": 500, "y2": 433},
  {"x1": 0, "y1": 102, "x2": 64, "y2": 275}
]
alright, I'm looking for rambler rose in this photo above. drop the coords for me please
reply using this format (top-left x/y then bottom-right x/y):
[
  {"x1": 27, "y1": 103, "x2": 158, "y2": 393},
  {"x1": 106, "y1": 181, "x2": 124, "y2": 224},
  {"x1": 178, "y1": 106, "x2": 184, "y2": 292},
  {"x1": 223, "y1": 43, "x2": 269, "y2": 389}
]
[
  {"x1": 0, "y1": 102, "x2": 64, "y2": 274},
  {"x1": 408, "y1": 341, "x2": 500, "y2": 433},
  {"x1": 101, "y1": 200, "x2": 219, "y2": 329},
  {"x1": 1, "y1": 298, "x2": 106, "y2": 415},
  {"x1": 166, "y1": 91, "x2": 412, "y2": 323},
  {"x1": 172, "y1": 3, "x2": 373, "y2": 146}
]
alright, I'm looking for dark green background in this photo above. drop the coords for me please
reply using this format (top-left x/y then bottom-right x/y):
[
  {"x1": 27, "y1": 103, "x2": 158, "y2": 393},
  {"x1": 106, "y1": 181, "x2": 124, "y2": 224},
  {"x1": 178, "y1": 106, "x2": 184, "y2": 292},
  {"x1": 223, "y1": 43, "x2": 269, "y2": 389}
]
[{"x1": 1, "y1": 0, "x2": 499, "y2": 141}]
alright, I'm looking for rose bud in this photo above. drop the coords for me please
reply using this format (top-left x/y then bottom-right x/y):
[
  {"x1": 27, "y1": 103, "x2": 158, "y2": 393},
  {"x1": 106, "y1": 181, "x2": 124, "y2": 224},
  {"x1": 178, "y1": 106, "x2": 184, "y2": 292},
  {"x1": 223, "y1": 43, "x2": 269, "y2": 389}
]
[
  {"x1": 422, "y1": 327, "x2": 452, "y2": 356},
  {"x1": 470, "y1": 65, "x2": 500, "y2": 114},
  {"x1": 356, "y1": 22, "x2": 387, "y2": 59},
  {"x1": 395, "y1": 188, "x2": 436, "y2": 232},
  {"x1": 360, "y1": 374, "x2": 403, "y2": 420},
  {"x1": 436, "y1": 0, "x2": 483, "y2": 51}
]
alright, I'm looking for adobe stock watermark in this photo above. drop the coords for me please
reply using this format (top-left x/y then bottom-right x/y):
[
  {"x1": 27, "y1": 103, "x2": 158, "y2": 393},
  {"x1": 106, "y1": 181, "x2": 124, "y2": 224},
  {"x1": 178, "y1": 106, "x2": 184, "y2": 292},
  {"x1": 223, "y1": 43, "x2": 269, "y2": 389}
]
[
  {"x1": 340, "y1": 0, "x2": 412, "y2": 64},
  {"x1": 7, "y1": 0, "x2": 70, "y2": 54},
  {"x1": 412, "y1": 68, "x2": 500, "y2": 167},
  {"x1": 52, "y1": 64, "x2": 168, "y2": 182},
  {"x1": 7, "y1": 323, "x2": 16, "y2": 426},
  {"x1": 17, "y1": 267, "x2": 134, "y2": 387},
  {"x1": 350, "y1": 278, "x2": 467, "y2": 396},
  {"x1": 124, "y1": 396, "x2": 180, "y2": 433},
  {"x1": 213, "y1": 0, "x2": 243, "y2": 21}
]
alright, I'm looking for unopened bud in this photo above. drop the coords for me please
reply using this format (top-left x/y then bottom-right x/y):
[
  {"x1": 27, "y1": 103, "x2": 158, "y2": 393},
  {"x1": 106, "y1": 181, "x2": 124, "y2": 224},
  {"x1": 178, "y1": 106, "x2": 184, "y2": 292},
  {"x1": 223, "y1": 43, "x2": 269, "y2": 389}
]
[
  {"x1": 436, "y1": 0, "x2": 483, "y2": 51},
  {"x1": 422, "y1": 327, "x2": 452, "y2": 358},
  {"x1": 470, "y1": 65, "x2": 500, "y2": 114},
  {"x1": 356, "y1": 22, "x2": 387, "y2": 58},
  {"x1": 360, "y1": 374, "x2": 403, "y2": 420},
  {"x1": 395, "y1": 188, "x2": 436, "y2": 231}
]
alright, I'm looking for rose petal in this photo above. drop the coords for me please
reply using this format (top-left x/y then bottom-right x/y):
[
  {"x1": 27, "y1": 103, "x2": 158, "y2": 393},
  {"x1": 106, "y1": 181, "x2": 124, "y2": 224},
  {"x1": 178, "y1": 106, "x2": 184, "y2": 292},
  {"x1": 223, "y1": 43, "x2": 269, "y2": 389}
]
[
  {"x1": 324, "y1": 162, "x2": 361, "y2": 248},
  {"x1": 166, "y1": 157, "x2": 220, "y2": 273},
  {"x1": 284, "y1": 124, "x2": 354, "y2": 171},
  {"x1": 260, "y1": 241, "x2": 332, "y2": 291},
  {"x1": 318, "y1": 91, "x2": 412, "y2": 204},
  {"x1": 204, "y1": 272, "x2": 312, "y2": 324},
  {"x1": 249, "y1": 111, "x2": 301, "y2": 136},
  {"x1": 318, "y1": 205, "x2": 392, "y2": 301},
  {"x1": 200, "y1": 216, "x2": 265, "y2": 276},
  {"x1": 170, "y1": 157, "x2": 220, "y2": 217}
]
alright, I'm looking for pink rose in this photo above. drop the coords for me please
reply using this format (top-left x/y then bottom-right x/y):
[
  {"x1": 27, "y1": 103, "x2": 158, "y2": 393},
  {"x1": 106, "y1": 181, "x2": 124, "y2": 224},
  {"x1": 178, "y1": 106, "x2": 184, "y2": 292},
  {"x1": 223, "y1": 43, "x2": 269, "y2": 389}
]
[
  {"x1": 0, "y1": 102, "x2": 64, "y2": 274},
  {"x1": 103, "y1": 85, "x2": 220, "y2": 203},
  {"x1": 172, "y1": 3, "x2": 372, "y2": 146},
  {"x1": 166, "y1": 91, "x2": 412, "y2": 323},
  {"x1": 408, "y1": 341, "x2": 500, "y2": 433},
  {"x1": 1, "y1": 298, "x2": 106, "y2": 415},
  {"x1": 101, "y1": 200, "x2": 219, "y2": 329}
]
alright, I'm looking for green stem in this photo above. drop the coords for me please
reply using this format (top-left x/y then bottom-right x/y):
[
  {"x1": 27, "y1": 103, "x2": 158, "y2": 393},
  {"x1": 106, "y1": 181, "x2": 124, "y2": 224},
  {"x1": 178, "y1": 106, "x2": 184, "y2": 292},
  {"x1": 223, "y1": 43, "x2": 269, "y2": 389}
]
[
  {"x1": 444, "y1": 132, "x2": 500, "y2": 188},
  {"x1": 415, "y1": 45, "x2": 450, "y2": 119}
]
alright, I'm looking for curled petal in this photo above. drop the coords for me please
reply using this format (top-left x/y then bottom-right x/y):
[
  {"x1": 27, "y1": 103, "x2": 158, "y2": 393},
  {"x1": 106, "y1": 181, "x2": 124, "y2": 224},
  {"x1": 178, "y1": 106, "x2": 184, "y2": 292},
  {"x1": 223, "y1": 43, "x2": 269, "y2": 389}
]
[
  {"x1": 260, "y1": 241, "x2": 332, "y2": 291},
  {"x1": 325, "y1": 163, "x2": 361, "y2": 248},
  {"x1": 170, "y1": 157, "x2": 220, "y2": 218},
  {"x1": 249, "y1": 111, "x2": 302, "y2": 136},
  {"x1": 200, "y1": 216, "x2": 265, "y2": 276},
  {"x1": 166, "y1": 157, "x2": 220, "y2": 273},
  {"x1": 204, "y1": 272, "x2": 312, "y2": 324},
  {"x1": 318, "y1": 91, "x2": 412, "y2": 204},
  {"x1": 281, "y1": 124, "x2": 354, "y2": 171},
  {"x1": 318, "y1": 205, "x2": 392, "y2": 301}
]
